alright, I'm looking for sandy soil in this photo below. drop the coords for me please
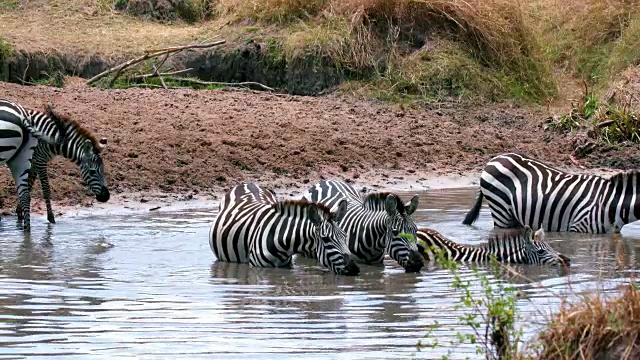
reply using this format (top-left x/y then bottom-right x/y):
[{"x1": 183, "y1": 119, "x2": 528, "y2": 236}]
[{"x1": 0, "y1": 80, "x2": 637, "y2": 216}]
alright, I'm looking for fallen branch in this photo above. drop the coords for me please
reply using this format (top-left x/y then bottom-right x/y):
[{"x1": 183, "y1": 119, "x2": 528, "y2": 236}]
[
  {"x1": 596, "y1": 120, "x2": 616, "y2": 128},
  {"x1": 86, "y1": 40, "x2": 225, "y2": 86},
  {"x1": 569, "y1": 154, "x2": 586, "y2": 169},
  {"x1": 164, "y1": 76, "x2": 275, "y2": 91},
  {"x1": 128, "y1": 68, "x2": 193, "y2": 81}
]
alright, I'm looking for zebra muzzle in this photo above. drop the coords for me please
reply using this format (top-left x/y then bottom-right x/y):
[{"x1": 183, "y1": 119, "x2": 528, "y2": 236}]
[
  {"x1": 341, "y1": 255, "x2": 360, "y2": 276},
  {"x1": 96, "y1": 187, "x2": 110, "y2": 202},
  {"x1": 403, "y1": 250, "x2": 424, "y2": 273}
]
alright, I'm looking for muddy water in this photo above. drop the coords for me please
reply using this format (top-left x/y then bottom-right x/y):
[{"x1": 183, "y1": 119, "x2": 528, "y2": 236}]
[{"x1": 1, "y1": 187, "x2": 640, "y2": 359}]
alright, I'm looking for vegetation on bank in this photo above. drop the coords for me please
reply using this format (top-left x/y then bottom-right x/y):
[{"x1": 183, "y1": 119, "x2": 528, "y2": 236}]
[
  {"x1": 100, "y1": 0, "x2": 640, "y2": 103},
  {"x1": 419, "y1": 245, "x2": 640, "y2": 359},
  {"x1": 2, "y1": 0, "x2": 640, "y2": 104},
  {"x1": 533, "y1": 283, "x2": 640, "y2": 359}
]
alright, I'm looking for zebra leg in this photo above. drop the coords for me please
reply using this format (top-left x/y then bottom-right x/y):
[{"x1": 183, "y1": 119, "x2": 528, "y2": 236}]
[
  {"x1": 35, "y1": 165, "x2": 55, "y2": 224},
  {"x1": 16, "y1": 169, "x2": 38, "y2": 222},
  {"x1": 8, "y1": 140, "x2": 37, "y2": 232},
  {"x1": 8, "y1": 162, "x2": 32, "y2": 231}
]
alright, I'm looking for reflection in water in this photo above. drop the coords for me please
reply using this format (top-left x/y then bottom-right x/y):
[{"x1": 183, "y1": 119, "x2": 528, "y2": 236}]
[{"x1": 0, "y1": 188, "x2": 637, "y2": 359}]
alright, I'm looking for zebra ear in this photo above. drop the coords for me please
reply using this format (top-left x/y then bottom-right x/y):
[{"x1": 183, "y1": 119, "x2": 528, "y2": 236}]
[
  {"x1": 308, "y1": 204, "x2": 322, "y2": 225},
  {"x1": 533, "y1": 228, "x2": 546, "y2": 242},
  {"x1": 385, "y1": 195, "x2": 398, "y2": 216},
  {"x1": 522, "y1": 225, "x2": 534, "y2": 241},
  {"x1": 332, "y1": 199, "x2": 348, "y2": 222},
  {"x1": 99, "y1": 137, "x2": 107, "y2": 150},
  {"x1": 405, "y1": 195, "x2": 419, "y2": 216}
]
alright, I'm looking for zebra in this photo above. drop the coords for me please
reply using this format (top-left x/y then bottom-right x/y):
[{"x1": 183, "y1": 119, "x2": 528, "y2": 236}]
[
  {"x1": 14, "y1": 105, "x2": 110, "y2": 224},
  {"x1": 302, "y1": 179, "x2": 423, "y2": 273},
  {"x1": 463, "y1": 152, "x2": 640, "y2": 234},
  {"x1": 209, "y1": 183, "x2": 360, "y2": 276},
  {"x1": 416, "y1": 226, "x2": 570, "y2": 266},
  {"x1": 0, "y1": 100, "x2": 67, "y2": 231}
]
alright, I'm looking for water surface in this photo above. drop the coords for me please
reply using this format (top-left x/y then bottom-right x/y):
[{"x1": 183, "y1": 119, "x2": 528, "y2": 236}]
[{"x1": 1, "y1": 187, "x2": 639, "y2": 359}]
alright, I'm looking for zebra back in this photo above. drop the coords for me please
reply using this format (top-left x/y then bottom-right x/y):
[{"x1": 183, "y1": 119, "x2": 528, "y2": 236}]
[{"x1": 473, "y1": 152, "x2": 640, "y2": 233}]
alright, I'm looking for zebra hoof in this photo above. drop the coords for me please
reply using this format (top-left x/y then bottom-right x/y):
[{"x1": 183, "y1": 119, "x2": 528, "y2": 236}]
[{"x1": 47, "y1": 213, "x2": 56, "y2": 224}]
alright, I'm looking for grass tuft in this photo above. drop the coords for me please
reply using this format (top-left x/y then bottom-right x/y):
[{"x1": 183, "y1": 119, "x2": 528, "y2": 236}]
[{"x1": 534, "y1": 283, "x2": 640, "y2": 360}]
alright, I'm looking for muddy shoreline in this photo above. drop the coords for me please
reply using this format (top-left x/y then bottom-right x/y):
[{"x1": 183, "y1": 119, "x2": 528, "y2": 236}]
[{"x1": 0, "y1": 81, "x2": 636, "y2": 219}]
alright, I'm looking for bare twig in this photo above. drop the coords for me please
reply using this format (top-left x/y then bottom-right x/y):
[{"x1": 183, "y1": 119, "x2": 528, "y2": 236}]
[
  {"x1": 153, "y1": 65, "x2": 168, "y2": 89},
  {"x1": 596, "y1": 120, "x2": 615, "y2": 128},
  {"x1": 164, "y1": 76, "x2": 275, "y2": 91},
  {"x1": 128, "y1": 68, "x2": 193, "y2": 81},
  {"x1": 143, "y1": 40, "x2": 226, "y2": 55},
  {"x1": 569, "y1": 155, "x2": 586, "y2": 169},
  {"x1": 86, "y1": 40, "x2": 225, "y2": 85}
]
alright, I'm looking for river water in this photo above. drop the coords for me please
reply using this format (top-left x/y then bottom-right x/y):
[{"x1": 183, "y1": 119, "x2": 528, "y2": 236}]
[{"x1": 1, "y1": 187, "x2": 639, "y2": 359}]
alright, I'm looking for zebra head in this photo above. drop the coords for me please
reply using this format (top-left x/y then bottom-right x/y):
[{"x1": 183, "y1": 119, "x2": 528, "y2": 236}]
[
  {"x1": 384, "y1": 194, "x2": 423, "y2": 273},
  {"x1": 308, "y1": 199, "x2": 360, "y2": 276},
  {"x1": 79, "y1": 138, "x2": 110, "y2": 203},
  {"x1": 524, "y1": 227, "x2": 571, "y2": 266}
]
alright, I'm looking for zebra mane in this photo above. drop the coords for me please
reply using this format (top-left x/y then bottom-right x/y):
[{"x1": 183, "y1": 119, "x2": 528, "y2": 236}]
[
  {"x1": 362, "y1": 192, "x2": 407, "y2": 213},
  {"x1": 43, "y1": 105, "x2": 103, "y2": 153},
  {"x1": 481, "y1": 228, "x2": 532, "y2": 249},
  {"x1": 272, "y1": 199, "x2": 332, "y2": 217}
]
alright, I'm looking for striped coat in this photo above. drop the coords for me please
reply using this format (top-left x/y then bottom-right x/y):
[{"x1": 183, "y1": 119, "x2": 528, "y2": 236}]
[
  {"x1": 209, "y1": 183, "x2": 360, "y2": 276},
  {"x1": 15, "y1": 106, "x2": 110, "y2": 224},
  {"x1": 416, "y1": 226, "x2": 570, "y2": 266},
  {"x1": 463, "y1": 153, "x2": 640, "y2": 233}
]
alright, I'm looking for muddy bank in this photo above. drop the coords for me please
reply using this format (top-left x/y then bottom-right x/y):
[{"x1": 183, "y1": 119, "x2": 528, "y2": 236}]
[
  {"x1": 0, "y1": 81, "x2": 637, "y2": 216},
  {"x1": 0, "y1": 41, "x2": 341, "y2": 95}
]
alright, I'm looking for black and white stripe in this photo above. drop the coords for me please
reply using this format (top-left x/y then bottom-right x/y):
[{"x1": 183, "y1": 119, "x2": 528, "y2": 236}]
[
  {"x1": 15, "y1": 106, "x2": 110, "y2": 224},
  {"x1": 303, "y1": 180, "x2": 423, "y2": 272},
  {"x1": 209, "y1": 183, "x2": 360, "y2": 276},
  {"x1": 0, "y1": 100, "x2": 65, "y2": 231},
  {"x1": 416, "y1": 226, "x2": 570, "y2": 266},
  {"x1": 463, "y1": 152, "x2": 640, "y2": 233}
]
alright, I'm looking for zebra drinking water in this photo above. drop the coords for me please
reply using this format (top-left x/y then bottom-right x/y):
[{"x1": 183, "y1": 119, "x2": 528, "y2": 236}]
[
  {"x1": 302, "y1": 180, "x2": 423, "y2": 272},
  {"x1": 463, "y1": 152, "x2": 640, "y2": 234},
  {"x1": 15, "y1": 105, "x2": 110, "y2": 224},
  {"x1": 416, "y1": 226, "x2": 570, "y2": 266},
  {"x1": 209, "y1": 183, "x2": 360, "y2": 276},
  {"x1": 0, "y1": 99, "x2": 66, "y2": 231}
]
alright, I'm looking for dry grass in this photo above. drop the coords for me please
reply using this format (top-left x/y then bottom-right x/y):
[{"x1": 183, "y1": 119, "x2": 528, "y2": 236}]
[
  {"x1": 529, "y1": 0, "x2": 640, "y2": 85},
  {"x1": 533, "y1": 283, "x2": 640, "y2": 359},
  {"x1": 0, "y1": 1, "x2": 222, "y2": 55},
  {"x1": 2, "y1": 0, "x2": 640, "y2": 103},
  {"x1": 275, "y1": 0, "x2": 557, "y2": 101}
]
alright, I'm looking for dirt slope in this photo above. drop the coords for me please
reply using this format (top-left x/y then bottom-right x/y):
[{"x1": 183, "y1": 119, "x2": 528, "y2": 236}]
[{"x1": 0, "y1": 81, "x2": 635, "y2": 213}]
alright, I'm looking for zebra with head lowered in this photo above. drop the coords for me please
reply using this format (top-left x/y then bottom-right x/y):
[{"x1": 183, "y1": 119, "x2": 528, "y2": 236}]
[
  {"x1": 463, "y1": 152, "x2": 640, "y2": 234},
  {"x1": 15, "y1": 105, "x2": 110, "y2": 224},
  {"x1": 209, "y1": 183, "x2": 360, "y2": 276},
  {"x1": 302, "y1": 180, "x2": 423, "y2": 272},
  {"x1": 416, "y1": 226, "x2": 570, "y2": 266},
  {"x1": 0, "y1": 99, "x2": 66, "y2": 231}
]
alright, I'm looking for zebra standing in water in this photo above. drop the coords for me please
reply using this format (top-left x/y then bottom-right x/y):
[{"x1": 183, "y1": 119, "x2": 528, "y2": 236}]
[
  {"x1": 209, "y1": 183, "x2": 360, "y2": 276},
  {"x1": 463, "y1": 152, "x2": 640, "y2": 233},
  {"x1": 15, "y1": 105, "x2": 110, "y2": 224},
  {"x1": 0, "y1": 99, "x2": 66, "y2": 231},
  {"x1": 416, "y1": 226, "x2": 570, "y2": 266},
  {"x1": 303, "y1": 180, "x2": 424, "y2": 272}
]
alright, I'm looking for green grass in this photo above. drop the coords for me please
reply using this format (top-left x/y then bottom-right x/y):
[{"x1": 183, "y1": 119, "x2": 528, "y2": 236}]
[{"x1": 0, "y1": 0, "x2": 18, "y2": 10}]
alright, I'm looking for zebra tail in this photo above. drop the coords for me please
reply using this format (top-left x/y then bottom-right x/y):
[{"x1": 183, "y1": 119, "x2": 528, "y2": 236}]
[{"x1": 462, "y1": 189, "x2": 484, "y2": 225}]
